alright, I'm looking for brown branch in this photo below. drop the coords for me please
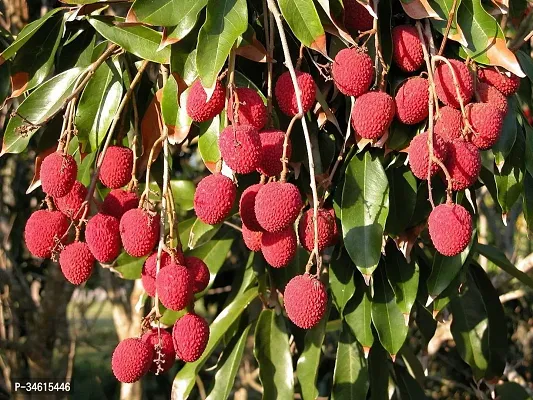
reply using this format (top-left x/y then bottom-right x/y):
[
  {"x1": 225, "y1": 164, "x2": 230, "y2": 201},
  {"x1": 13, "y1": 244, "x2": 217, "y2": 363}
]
[
  {"x1": 438, "y1": 0, "x2": 458, "y2": 56},
  {"x1": 280, "y1": 113, "x2": 302, "y2": 182}
]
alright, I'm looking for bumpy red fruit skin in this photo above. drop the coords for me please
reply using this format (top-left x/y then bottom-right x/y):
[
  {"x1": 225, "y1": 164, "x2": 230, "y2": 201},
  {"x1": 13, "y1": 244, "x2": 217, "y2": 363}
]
[
  {"x1": 443, "y1": 140, "x2": 481, "y2": 191},
  {"x1": 112, "y1": 338, "x2": 153, "y2": 383},
  {"x1": 476, "y1": 82, "x2": 508, "y2": 115},
  {"x1": 428, "y1": 203, "x2": 472, "y2": 256},
  {"x1": 255, "y1": 181, "x2": 302, "y2": 232},
  {"x1": 261, "y1": 227, "x2": 297, "y2": 268},
  {"x1": 326, "y1": 207, "x2": 339, "y2": 245},
  {"x1": 172, "y1": 313, "x2": 210, "y2": 362},
  {"x1": 434, "y1": 59, "x2": 474, "y2": 109},
  {"x1": 275, "y1": 71, "x2": 316, "y2": 116},
  {"x1": 392, "y1": 25, "x2": 424, "y2": 72},
  {"x1": 156, "y1": 264, "x2": 192, "y2": 311},
  {"x1": 467, "y1": 103, "x2": 504, "y2": 150},
  {"x1": 332, "y1": 48, "x2": 374, "y2": 97},
  {"x1": 185, "y1": 256, "x2": 210, "y2": 293},
  {"x1": 85, "y1": 213, "x2": 121, "y2": 263},
  {"x1": 194, "y1": 174, "x2": 236, "y2": 225},
  {"x1": 298, "y1": 208, "x2": 335, "y2": 252},
  {"x1": 186, "y1": 80, "x2": 226, "y2": 122},
  {"x1": 40, "y1": 152, "x2": 77, "y2": 197},
  {"x1": 242, "y1": 225, "x2": 262, "y2": 252},
  {"x1": 228, "y1": 88, "x2": 267, "y2": 130},
  {"x1": 478, "y1": 68, "x2": 520, "y2": 96},
  {"x1": 257, "y1": 129, "x2": 292, "y2": 177},
  {"x1": 141, "y1": 328, "x2": 176, "y2": 373},
  {"x1": 59, "y1": 242, "x2": 95, "y2": 285},
  {"x1": 435, "y1": 106, "x2": 463, "y2": 142},
  {"x1": 219, "y1": 125, "x2": 261, "y2": 174},
  {"x1": 141, "y1": 252, "x2": 174, "y2": 297},
  {"x1": 395, "y1": 77, "x2": 429, "y2": 125},
  {"x1": 25, "y1": 210, "x2": 69, "y2": 258},
  {"x1": 284, "y1": 274, "x2": 327, "y2": 329},
  {"x1": 101, "y1": 189, "x2": 139, "y2": 219},
  {"x1": 408, "y1": 132, "x2": 448, "y2": 180},
  {"x1": 239, "y1": 184, "x2": 263, "y2": 231},
  {"x1": 351, "y1": 92, "x2": 395, "y2": 139},
  {"x1": 120, "y1": 209, "x2": 160, "y2": 257},
  {"x1": 55, "y1": 181, "x2": 87, "y2": 220},
  {"x1": 344, "y1": 0, "x2": 373, "y2": 32},
  {"x1": 99, "y1": 146, "x2": 133, "y2": 189}
]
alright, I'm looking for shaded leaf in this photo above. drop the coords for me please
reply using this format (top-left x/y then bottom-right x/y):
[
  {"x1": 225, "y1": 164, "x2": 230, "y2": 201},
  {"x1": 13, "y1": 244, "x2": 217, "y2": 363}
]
[
  {"x1": 329, "y1": 250, "x2": 355, "y2": 315},
  {"x1": 113, "y1": 251, "x2": 147, "y2": 279},
  {"x1": 236, "y1": 25, "x2": 269, "y2": 62},
  {"x1": 278, "y1": 0, "x2": 326, "y2": 54},
  {"x1": 495, "y1": 382, "x2": 532, "y2": 400},
  {"x1": 477, "y1": 243, "x2": 533, "y2": 289},
  {"x1": 77, "y1": 152, "x2": 96, "y2": 186},
  {"x1": 368, "y1": 342, "x2": 390, "y2": 400},
  {"x1": 394, "y1": 364, "x2": 428, "y2": 399},
  {"x1": 523, "y1": 172, "x2": 533, "y2": 234},
  {"x1": 188, "y1": 219, "x2": 222, "y2": 250},
  {"x1": 344, "y1": 275, "x2": 374, "y2": 350},
  {"x1": 139, "y1": 89, "x2": 164, "y2": 174},
  {"x1": 170, "y1": 179, "x2": 195, "y2": 211},
  {"x1": 171, "y1": 47, "x2": 198, "y2": 85},
  {"x1": 399, "y1": 0, "x2": 440, "y2": 19},
  {"x1": 386, "y1": 167, "x2": 417, "y2": 236},
  {"x1": 492, "y1": 97, "x2": 518, "y2": 169}
]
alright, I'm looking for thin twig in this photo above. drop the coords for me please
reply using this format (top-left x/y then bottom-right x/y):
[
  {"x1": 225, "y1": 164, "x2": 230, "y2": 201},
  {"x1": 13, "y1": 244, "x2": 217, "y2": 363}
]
[
  {"x1": 225, "y1": 43, "x2": 237, "y2": 128},
  {"x1": 280, "y1": 113, "x2": 302, "y2": 182},
  {"x1": 326, "y1": 96, "x2": 354, "y2": 189},
  {"x1": 263, "y1": 0, "x2": 274, "y2": 128},
  {"x1": 438, "y1": 0, "x2": 457, "y2": 56}
]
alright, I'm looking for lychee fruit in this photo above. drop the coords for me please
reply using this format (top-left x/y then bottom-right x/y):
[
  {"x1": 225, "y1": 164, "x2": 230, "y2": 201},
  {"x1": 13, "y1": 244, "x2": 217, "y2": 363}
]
[
  {"x1": 326, "y1": 207, "x2": 339, "y2": 245},
  {"x1": 120, "y1": 208, "x2": 160, "y2": 257},
  {"x1": 99, "y1": 146, "x2": 133, "y2": 189},
  {"x1": 156, "y1": 263, "x2": 192, "y2": 311},
  {"x1": 242, "y1": 225, "x2": 262, "y2": 252},
  {"x1": 476, "y1": 82, "x2": 508, "y2": 115},
  {"x1": 435, "y1": 106, "x2": 463, "y2": 142},
  {"x1": 351, "y1": 91, "x2": 395, "y2": 139},
  {"x1": 261, "y1": 227, "x2": 297, "y2": 268},
  {"x1": 172, "y1": 313, "x2": 210, "y2": 362},
  {"x1": 40, "y1": 152, "x2": 77, "y2": 198},
  {"x1": 141, "y1": 251, "x2": 174, "y2": 297},
  {"x1": 101, "y1": 189, "x2": 139, "y2": 219},
  {"x1": 218, "y1": 125, "x2": 261, "y2": 174},
  {"x1": 24, "y1": 210, "x2": 69, "y2": 258},
  {"x1": 255, "y1": 181, "x2": 302, "y2": 232},
  {"x1": 343, "y1": 0, "x2": 373, "y2": 32},
  {"x1": 443, "y1": 139, "x2": 481, "y2": 191},
  {"x1": 408, "y1": 132, "x2": 448, "y2": 180},
  {"x1": 59, "y1": 242, "x2": 95, "y2": 285},
  {"x1": 275, "y1": 71, "x2": 316, "y2": 116},
  {"x1": 55, "y1": 180, "x2": 87, "y2": 220},
  {"x1": 434, "y1": 59, "x2": 474, "y2": 109},
  {"x1": 395, "y1": 77, "x2": 429, "y2": 125},
  {"x1": 298, "y1": 208, "x2": 336, "y2": 252},
  {"x1": 478, "y1": 67, "x2": 520, "y2": 96},
  {"x1": 111, "y1": 338, "x2": 153, "y2": 383},
  {"x1": 194, "y1": 174, "x2": 236, "y2": 225},
  {"x1": 228, "y1": 87, "x2": 267, "y2": 130},
  {"x1": 239, "y1": 183, "x2": 263, "y2": 231},
  {"x1": 466, "y1": 103, "x2": 504, "y2": 150},
  {"x1": 331, "y1": 47, "x2": 374, "y2": 97},
  {"x1": 186, "y1": 79, "x2": 226, "y2": 122},
  {"x1": 185, "y1": 256, "x2": 210, "y2": 294},
  {"x1": 257, "y1": 129, "x2": 291, "y2": 177},
  {"x1": 392, "y1": 25, "x2": 424, "y2": 72},
  {"x1": 284, "y1": 274, "x2": 327, "y2": 329},
  {"x1": 141, "y1": 328, "x2": 176, "y2": 373},
  {"x1": 85, "y1": 213, "x2": 121, "y2": 263},
  {"x1": 428, "y1": 203, "x2": 472, "y2": 256}
]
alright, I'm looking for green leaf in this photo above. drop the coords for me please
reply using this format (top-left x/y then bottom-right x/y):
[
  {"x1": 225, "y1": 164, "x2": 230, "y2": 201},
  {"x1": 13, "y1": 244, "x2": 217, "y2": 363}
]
[
  {"x1": 492, "y1": 97, "x2": 518, "y2": 168},
  {"x1": 394, "y1": 364, "x2": 428, "y2": 399},
  {"x1": 1, "y1": 67, "x2": 84, "y2": 155},
  {"x1": 495, "y1": 157, "x2": 524, "y2": 215},
  {"x1": 196, "y1": 0, "x2": 247, "y2": 88},
  {"x1": 57, "y1": 30, "x2": 96, "y2": 72},
  {"x1": 198, "y1": 115, "x2": 222, "y2": 172},
  {"x1": 329, "y1": 250, "x2": 355, "y2": 315},
  {"x1": 113, "y1": 251, "x2": 147, "y2": 279},
  {"x1": 341, "y1": 152, "x2": 389, "y2": 276},
  {"x1": 77, "y1": 152, "x2": 96, "y2": 186},
  {"x1": 88, "y1": 16, "x2": 170, "y2": 63},
  {"x1": 270, "y1": 247, "x2": 307, "y2": 292},
  {"x1": 0, "y1": 62, "x2": 11, "y2": 107},
  {"x1": 386, "y1": 167, "x2": 417, "y2": 236},
  {"x1": 178, "y1": 217, "x2": 196, "y2": 252},
  {"x1": 477, "y1": 243, "x2": 533, "y2": 289},
  {"x1": 344, "y1": 276, "x2": 374, "y2": 350},
  {"x1": 188, "y1": 219, "x2": 222, "y2": 250},
  {"x1": 415, "y1": 301, "x2": 437, "y2": 347},
  {"x1": 171, "y1": 47, "x2": 198, "y2": 85},
  {"x1": 278, "y1": 0, "x2": 326, "y2": 54},
  {"x1": 495, "y1": 382, "x2": 533, "y2": 400},
  {"x1": 161, "y1": 74, "x2": 192, "y2": 144},
  {"x1": 170, "y1": 179, "x2": 195, "y2": 211},
  {"x1": 254, "y1": 309, "x2": 294, "y2": 400},
  {"x1": 523, "y1": 172, "x2": 533, "y2": 233},
  {"x1": 368, "y1": 343, "x2": 390, "y2": 400},
  {"x1": 430, "y1": 0, "x2": 467, "y2": 47},
  {"x1": 426, "y1": 243, "x2": 471, "y2": 301},
  {"x1": 131, "y1": 0, "x2": 206, "y2": 27}
]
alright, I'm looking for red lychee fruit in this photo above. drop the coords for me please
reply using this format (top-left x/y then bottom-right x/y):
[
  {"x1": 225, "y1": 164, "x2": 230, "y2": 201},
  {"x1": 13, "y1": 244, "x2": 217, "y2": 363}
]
[
  {"x1": 55, "y1": 180, "x2": 87, "y2": 220},
  {"x1": 435, "y1": 106, "x2": 463, "y2": 142},
  {"x1": 242, "y1": 225, "x2": 262, "y2": 252},
  {"x1": 275, "y1": 71, "x2": 316, "y2": 116},
  {"x1": 443, "y1": 139, "x2": 481, "y2": 191},
  {"x1": 478, "y1": 67, "x2": 520, "y2": 96},
  {"x1": 255, "y1": 181, "x2": 302, "y2": 232},
  {"x1": 392, "y1": 25, "x2": 424, "y2": 72},
  {"x1": 343, "y1": 0, "x2": 373, "y2": 32},
  {"x1": 298, "y1": 208, "x2": 336, "y2": 252},
  {"x1": 156, "y1": 263, "x2": 192, "y2": 311},
  {"x1": 99, "y1": 146, "x2": 133, "y2": 189},
  {"x1": 434, "y1": 59, "x2": 474, "y2": 109},
  {"x1": 331, "y1": 47, "x2": 374, "y2": 97},
  {"x1": 24, "y1": 210, "x2": 69, "y2": 258},
  {"x1": 185, "y1": 256, "x2": 210, "y2": 294},
  {"x1": 395, "y1": 77, "x2": 429, "y2": 125},
  {"x1": 428, "y1": 203, "x2": 472, "y2": 256},
  {"x1": 219, "y1": 125, "x2": 261, "y2": 174},
  {"x1": 186, "y1": 79, "x2": 226, "y2": 122},
  {"x1": 141, "y1": 251, "x2": 174, "y2": 297},
  {"x1": 120, "y1": 208, "x2": 160, "y2": 257},
  {"x1": 476, "y1": 82, "x2": 508, "y2": 115},
  {"x1": 408, "y1": 132, "x2": 448, "y2": 180},
  {"x1": 40, "y1": 152, "x2": 77, "y2": 198},
  {"x1": 326, "y1": 207, "x2": 339, "y2": 245},
  {"x1": 59, "y1": 242, "x2": 95, "y2": 285},
  {"x1": 239, "y1": 183, "x2": 263, "y2": 231},
  {"x1": 141, "y1": 328, "x2": 176, "y2": 373},
  {"x1": 284, "y1": 274, "x2": 327, "y2": 329},
  {"x1": 228, "y1": 87, "x2": 267, "y2": 130},
  {"x1": 172, "y1": 313, "x2": 210, "y2": 362},
  {"x1": 466, "y1": 103, "x2": 504, "y2": 150},
  {"x1": 101, "y1": 189, "x2": 139, "y2": 219},
  {"x1": 257, "y1": 129, "x2": 292, "y2": 177},
  {"x1": 351, "y1": 91, "x2": 395, "y2": 139},
  {"x1": 111, "y1": 338, "x2": 153, "y2": 383},
  {"x1": 261, "y1": 227, "x2": 297, "y2": 268},
  {"x1": 85, "y1": 213, "x2": 121, "y2": 263},
  {"x1": 194, "y1": 174, "x2": 236, "y2": 225}
]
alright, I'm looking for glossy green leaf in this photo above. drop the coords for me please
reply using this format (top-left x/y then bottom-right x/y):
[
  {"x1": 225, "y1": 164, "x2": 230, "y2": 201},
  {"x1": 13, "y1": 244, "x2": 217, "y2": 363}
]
[
  {"x1": 170, "y1": 179, "x2": 195, "y2": 211},
  {"x1": 329, "y1": 250, "x2": 355, "y2": 315},
  {"x1": 270, "y1": 247, "x2": 307, "y2": 292},
  {"x1": 188, "y1": 219, "x2": 222, "y2": 250},
  {"x1": 178, "y1": 217, "x2": 196, "y2": 252},
  {"x1": 198, "y1": 115, "x2": 222, "y2": 172},
  {"x1": 492, "y1": 97, "x2": 518, "y2": 168},
  {"x1": 415, "y1": 301, "x2": 437, "y2": 347},
  {"x1": 171, "y1": 47, "x2": 198, "y2": 85},
  {"x1": 131, "y1": 0, "x2": 206, "y2": 27},
  {"x1": 77, "y1": 152, "x2": 96, "y2": 186},
  {"x1": 344, "y1": 276, "x2": 374, "y2": 350},
  {"x1": 495, "y1": 382, "x2": 532, "y2": 400},
  {"x1": 495, "y1": 157, "x2": 524, "y2": 215},
  {"x1": 254, "y1": 309, "x2": 294, "y2": 400},
  {"x1": 386, "y1": 167, "x2": 417, "y2": 236},
  {"x1": 430, "y1": 0, "x2": 467, "y2": 46},
  {"x1": 477, "y1": 243, "x2": 533, "y2": 289},
  {"x1": 161, "y1": 74, "x2": 192, "y2": 145},
  {"x1": 399, "y1": 344, "x2": 426, "y2": 386},
  {"x1": 394, "y1": 364, "x2": 428, "y2": 399},
  {"x1": 57, "y1": 30, "x2": 96, "y2": 72},
  {"x1": 113, "y1": 251, "x2": 147, "y2": 279},
  {"x1": 368, "y1": 343, "x2": 390, "y2": 400},
  {"x1": 278, "y1": 0, "x2": 326, "y2": 54},
  {"x1": 426, "y1": 244, "x2": 470, "y2": 301}
]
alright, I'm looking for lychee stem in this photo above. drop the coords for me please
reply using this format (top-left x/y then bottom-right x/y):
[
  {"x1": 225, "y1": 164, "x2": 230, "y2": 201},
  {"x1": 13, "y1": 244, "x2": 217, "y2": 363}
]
[
  {"x1": 437, "y1": 0, "x2": 458, "y2": 56},
  {"x1": 225, "y1": 43, "x2": 238, "y2": 128},
  {"x1": 280, "y1": 113, "x2": 301, "y2": 182},
  {"x1": 372, "y1": 0, "x2": 387, "y2": 91},
  {"x1": 262, "y1": 0, "x2": 274, "y2": 128}
]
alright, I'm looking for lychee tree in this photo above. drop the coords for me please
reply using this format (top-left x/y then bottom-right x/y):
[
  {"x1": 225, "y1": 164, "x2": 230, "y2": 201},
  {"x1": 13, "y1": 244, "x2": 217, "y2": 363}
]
[{"x1": 1, "y1": 0, "x2": 533, "y2": 398}]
